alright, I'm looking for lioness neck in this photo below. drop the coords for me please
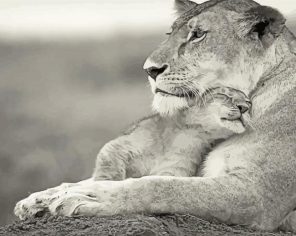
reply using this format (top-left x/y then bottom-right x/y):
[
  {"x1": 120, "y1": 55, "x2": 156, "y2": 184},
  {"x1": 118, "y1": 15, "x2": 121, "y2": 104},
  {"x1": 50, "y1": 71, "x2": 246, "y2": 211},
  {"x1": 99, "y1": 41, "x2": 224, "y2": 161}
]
[{"x1": 251, "y1": 52, "x2": 296, "y2": 118}]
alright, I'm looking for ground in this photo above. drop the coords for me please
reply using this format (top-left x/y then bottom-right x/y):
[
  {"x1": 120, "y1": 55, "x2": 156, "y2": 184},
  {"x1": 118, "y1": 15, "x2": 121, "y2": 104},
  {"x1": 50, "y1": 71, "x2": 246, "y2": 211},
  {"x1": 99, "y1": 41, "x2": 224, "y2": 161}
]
[{"x1": 0, "y1": 214, "x2": 294, "y2": 236}]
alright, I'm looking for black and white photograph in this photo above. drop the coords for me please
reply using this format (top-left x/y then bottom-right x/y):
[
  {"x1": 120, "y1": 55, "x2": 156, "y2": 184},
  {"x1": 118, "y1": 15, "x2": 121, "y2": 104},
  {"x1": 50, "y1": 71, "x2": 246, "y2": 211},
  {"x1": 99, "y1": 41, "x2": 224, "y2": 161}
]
[{"x1": 0, "y1": 0, "x2": 296, "y2": 235}]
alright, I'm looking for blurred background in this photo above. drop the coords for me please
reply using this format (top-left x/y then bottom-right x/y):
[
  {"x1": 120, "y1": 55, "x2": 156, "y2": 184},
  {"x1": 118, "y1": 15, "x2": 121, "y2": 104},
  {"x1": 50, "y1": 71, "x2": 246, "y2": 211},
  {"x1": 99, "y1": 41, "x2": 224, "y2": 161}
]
[{"x1": 0, "y1": 0, "x2": 295, "y2": 225}]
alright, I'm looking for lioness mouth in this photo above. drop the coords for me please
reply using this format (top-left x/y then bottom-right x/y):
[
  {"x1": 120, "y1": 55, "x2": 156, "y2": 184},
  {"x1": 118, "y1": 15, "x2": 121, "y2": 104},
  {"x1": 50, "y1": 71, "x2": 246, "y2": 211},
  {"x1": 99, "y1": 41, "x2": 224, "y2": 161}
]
[{"x1": 155, "y1": 88, "x2": 196, "y2": 98}]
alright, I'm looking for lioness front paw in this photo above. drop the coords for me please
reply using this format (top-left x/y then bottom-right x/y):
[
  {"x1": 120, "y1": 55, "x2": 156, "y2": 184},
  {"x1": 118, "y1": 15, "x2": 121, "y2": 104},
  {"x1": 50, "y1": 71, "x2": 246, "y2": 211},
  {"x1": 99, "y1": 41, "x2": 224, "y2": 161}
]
[
  {"x1": 14, "y1": 182, "x2": 80, "y2": 219},
  {"x1": 15, "y1": 190, "x2": 53, "y2": 220},
  {"x1": 15, "y1": 179, "x2": 129, "y2": 219}
]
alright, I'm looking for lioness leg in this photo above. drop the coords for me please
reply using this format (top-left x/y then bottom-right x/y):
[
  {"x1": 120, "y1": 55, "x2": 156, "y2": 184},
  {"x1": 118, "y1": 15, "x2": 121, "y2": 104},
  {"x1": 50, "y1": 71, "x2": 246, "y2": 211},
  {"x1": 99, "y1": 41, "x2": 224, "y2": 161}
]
[{"x1": 14, "y1": 175, "x2": 263, "y2": 227}]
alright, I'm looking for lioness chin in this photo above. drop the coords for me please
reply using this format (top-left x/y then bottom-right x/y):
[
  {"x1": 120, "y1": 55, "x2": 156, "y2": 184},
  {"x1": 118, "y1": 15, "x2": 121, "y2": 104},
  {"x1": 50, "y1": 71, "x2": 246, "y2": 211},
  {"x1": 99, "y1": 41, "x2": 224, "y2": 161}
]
[{"x1": 14, "y1": 0, "x2": 296, "y2": 232}]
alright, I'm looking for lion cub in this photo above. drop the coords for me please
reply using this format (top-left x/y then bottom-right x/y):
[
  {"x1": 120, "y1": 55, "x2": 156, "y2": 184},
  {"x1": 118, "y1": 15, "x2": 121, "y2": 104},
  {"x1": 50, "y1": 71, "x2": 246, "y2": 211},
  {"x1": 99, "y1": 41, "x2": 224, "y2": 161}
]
[{"x1": 93, "y1": 87, "x2": 251, "y2": 180}]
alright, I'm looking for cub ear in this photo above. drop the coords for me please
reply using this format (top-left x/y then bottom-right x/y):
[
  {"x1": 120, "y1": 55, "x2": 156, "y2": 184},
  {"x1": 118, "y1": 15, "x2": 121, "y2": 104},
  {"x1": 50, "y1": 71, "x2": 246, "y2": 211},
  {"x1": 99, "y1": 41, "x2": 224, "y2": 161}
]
[
  {"x1": 175, "y1": 0, "x2": 198, "y2": 15},
  {"x1": 237, "y1": 6, "x2": 286, "y2": 48}
]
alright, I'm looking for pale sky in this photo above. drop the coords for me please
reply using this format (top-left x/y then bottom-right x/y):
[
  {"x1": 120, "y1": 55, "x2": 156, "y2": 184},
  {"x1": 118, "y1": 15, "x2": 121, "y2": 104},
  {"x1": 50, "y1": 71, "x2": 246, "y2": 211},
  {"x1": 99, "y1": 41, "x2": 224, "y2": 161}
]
[{"x1": 0, "y1": 0, "x2": 294, "y2": 40}]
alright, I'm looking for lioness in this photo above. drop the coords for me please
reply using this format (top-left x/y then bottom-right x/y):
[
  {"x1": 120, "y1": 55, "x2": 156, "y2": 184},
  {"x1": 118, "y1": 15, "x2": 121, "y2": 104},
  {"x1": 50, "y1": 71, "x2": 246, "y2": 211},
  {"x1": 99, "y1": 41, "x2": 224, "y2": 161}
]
[
  {"x1": 93, "y1": 87, "x2": 250, "y2": 180},
  {"x1": 15, "y1": 0, "x2": 296, "y2": 232}
]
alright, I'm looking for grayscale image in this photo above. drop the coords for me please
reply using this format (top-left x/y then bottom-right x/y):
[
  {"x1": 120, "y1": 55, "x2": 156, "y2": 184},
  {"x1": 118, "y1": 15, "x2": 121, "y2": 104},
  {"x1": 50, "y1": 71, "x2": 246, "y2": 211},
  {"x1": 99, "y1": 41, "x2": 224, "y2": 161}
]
[{"x1": 0, "y1": 0, "x2": 296, "y2": 235}]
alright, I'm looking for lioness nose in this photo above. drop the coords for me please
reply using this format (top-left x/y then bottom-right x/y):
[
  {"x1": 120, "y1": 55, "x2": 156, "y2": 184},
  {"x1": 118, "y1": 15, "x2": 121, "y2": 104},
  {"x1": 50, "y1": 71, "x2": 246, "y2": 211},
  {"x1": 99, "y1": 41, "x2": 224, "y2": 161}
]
[
  {"x1": 143, "y1": 58, "x2": 169, "y2": 80},
  {"x1": 145, "y1": 65, "x2": 168, "y2": 80}
]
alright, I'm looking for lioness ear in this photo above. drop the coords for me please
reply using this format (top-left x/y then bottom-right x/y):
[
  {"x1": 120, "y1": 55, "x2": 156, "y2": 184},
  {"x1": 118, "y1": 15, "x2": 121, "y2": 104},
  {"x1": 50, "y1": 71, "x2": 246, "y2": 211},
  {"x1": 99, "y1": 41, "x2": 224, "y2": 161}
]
[
  {"x1": 175, "y1": 0, "x2": 198, "y2": 15},
  {"x1": 237, "y1": 6, "x2": 286, "y2": 48}
]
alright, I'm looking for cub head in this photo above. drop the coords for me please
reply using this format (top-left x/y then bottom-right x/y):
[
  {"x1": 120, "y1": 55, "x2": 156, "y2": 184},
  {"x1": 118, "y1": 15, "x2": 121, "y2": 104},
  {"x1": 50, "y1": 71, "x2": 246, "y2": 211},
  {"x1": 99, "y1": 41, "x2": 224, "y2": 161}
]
[{"x1": 144, "y1": 0, "x2": 287, "y2": 116}]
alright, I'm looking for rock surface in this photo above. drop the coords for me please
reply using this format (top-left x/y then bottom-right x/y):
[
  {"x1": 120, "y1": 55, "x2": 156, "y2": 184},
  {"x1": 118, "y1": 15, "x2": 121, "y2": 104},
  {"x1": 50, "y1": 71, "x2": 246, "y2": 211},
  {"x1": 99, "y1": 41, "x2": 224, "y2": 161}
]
[{"x1": 0, "y1": 214, "x2": 294, "y2": 236}]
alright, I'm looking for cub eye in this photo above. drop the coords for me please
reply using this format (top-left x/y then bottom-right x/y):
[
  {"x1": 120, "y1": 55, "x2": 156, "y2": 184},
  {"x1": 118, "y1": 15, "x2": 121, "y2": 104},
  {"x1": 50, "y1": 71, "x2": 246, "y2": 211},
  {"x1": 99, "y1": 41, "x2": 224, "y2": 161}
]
[{"x1": 187, "y1": 30, "x2": 207, "y2": 43}]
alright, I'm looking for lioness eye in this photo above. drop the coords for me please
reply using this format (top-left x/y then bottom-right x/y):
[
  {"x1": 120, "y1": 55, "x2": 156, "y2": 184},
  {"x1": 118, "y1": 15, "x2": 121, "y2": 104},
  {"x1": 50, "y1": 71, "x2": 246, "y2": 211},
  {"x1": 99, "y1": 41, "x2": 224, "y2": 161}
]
[{"x1": 187, "y1": 30, "x2": 207, "y2": 43}]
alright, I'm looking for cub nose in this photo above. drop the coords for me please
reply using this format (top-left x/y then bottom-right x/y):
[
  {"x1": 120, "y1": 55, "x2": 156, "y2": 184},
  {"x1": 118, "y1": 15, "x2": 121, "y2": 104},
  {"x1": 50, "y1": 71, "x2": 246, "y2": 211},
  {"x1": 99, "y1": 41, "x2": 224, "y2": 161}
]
[
  {"x1": 145, "y1": 64, "x2": 168, "y2": 81},
  {"x1": 237, "y1": 103, "x2": 250, "y2": 114}
]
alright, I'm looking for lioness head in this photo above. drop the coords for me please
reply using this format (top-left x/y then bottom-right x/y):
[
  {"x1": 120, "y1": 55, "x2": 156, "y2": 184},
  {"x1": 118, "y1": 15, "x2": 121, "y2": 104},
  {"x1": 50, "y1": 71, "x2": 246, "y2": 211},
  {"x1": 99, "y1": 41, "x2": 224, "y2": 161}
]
[{"x1": 144, "y1": 0, "x2": 288, "y2": 116}]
